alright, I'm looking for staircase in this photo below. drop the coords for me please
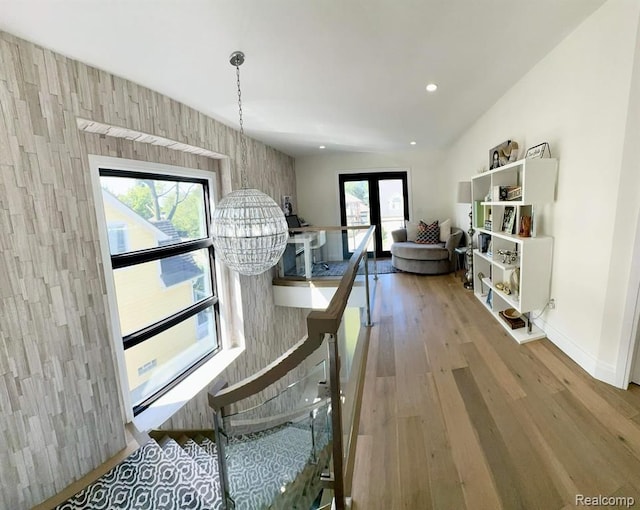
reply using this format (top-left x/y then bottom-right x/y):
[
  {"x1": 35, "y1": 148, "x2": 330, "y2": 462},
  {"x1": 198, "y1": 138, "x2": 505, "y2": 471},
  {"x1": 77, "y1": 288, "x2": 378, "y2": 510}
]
[{"x1": 54, "y1": 419, "x2": 330, "y2": 510}]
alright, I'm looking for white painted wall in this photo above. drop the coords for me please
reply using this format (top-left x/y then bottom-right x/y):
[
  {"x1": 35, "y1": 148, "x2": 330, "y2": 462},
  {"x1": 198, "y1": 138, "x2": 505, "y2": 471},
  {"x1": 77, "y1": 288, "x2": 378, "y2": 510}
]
[
  {"x1": 443, "y1": 0, "x2": 640, "y2": 385},
  {"x1": 613, "y1": 8, "x2": 640, "y2": 387},
  {"x1": 294, "y1": 148, "x2": 450, "y2": 228}
]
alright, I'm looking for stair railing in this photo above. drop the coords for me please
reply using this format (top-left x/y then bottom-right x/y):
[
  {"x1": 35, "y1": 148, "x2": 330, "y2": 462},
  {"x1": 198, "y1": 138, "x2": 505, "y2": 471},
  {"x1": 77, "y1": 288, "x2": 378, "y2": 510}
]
[
  {"x1": 209, "y1": 225, "x2": 375, "y2": 510},
  {"x1": 307, "y1": 227, "x2": 374, "y2": 510}
]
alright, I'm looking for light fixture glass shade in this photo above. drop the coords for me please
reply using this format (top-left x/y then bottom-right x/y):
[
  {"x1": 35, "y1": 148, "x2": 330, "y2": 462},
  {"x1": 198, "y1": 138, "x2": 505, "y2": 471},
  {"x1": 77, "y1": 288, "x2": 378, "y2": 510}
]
[{"x1": 211, "y1": 188, "x2": 289, "y2": 275}]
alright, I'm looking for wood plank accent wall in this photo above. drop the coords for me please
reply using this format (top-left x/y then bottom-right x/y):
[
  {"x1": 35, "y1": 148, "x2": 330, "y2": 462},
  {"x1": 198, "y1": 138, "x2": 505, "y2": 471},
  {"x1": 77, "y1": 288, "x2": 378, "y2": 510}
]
[{"x1": 0, "y1": 30, "x2": 307, "y2": 509}]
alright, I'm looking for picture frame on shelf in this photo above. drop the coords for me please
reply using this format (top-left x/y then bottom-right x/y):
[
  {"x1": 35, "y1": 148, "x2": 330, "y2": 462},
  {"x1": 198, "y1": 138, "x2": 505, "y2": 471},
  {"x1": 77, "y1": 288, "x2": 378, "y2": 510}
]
[
  {"x1": 282, "y1": 195, "x2": 293, "y2": 216},
  {"x1": 479, "y1": 233, "x2": 491, "y2": 253},
  {"x1": 502, "y1": 206, "x2": 516, "y2": 234},
  {"x1": 489, "y1": 140, "x2": 519, "y2": 169}
]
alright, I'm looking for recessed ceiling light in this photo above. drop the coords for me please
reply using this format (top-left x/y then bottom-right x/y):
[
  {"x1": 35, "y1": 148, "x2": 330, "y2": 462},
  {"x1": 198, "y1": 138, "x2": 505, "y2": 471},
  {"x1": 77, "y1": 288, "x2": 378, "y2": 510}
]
[
  {"x1": 319, "y1": 145, "x2": 326, "y2": 149},
  {"x1": 426, "y1": 83, "x2": 438, "y2": 92},
  {"x1": 410, "y1": 141, "x2": 417, "y2": 145}
]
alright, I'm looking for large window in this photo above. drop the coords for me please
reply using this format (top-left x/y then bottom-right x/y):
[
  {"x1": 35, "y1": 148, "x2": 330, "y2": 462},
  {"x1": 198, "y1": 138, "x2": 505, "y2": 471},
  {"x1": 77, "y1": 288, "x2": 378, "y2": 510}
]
[{"x1": 98, "y1": 167, "x2": 220, "y2": 415}]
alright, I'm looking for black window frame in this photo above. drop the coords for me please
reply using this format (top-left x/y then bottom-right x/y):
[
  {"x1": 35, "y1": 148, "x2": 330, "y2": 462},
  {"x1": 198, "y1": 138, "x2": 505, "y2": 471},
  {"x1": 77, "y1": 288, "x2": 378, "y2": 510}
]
[{"x1": 99, "y1": 168, "x2": 221, "y2": 416}]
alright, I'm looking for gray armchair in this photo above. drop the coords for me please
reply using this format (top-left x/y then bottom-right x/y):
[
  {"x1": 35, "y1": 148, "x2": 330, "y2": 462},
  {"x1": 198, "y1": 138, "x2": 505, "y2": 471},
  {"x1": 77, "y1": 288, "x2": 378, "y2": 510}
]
[{"x1": 390, "y1": 227, "x2": 463, "y2": 274}]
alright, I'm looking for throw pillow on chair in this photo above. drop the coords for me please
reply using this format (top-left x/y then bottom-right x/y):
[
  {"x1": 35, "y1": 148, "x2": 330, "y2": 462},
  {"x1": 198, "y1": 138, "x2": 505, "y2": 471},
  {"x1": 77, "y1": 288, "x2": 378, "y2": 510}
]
[{"x1": 416, "y1": 220, "x2": 440, "y2": 244}]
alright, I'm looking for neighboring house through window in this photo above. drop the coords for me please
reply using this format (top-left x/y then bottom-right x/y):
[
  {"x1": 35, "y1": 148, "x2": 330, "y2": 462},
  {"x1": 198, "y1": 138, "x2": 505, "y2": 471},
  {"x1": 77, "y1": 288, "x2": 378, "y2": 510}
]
[{"x1": 95, "y1": 162, "x2": 221, "y2": 416}]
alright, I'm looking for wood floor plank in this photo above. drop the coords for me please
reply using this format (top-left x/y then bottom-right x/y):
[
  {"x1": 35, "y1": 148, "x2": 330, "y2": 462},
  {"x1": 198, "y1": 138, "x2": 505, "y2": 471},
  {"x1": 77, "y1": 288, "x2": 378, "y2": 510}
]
[
  {"x1": 509, "y1": 397, "x2": 581, "y2": 507},
  {"x1": 350, "y1": 434, "x2": 373, "y2": 510},
  {"x1": 397, "y1": 416, "x2": 432, "y2": 509},
  {"x1": 376, "y1": 315, "x2": 396, "y2": 377},
  {"x1": 512, "y1": 390, "x2": 622, "y2": 496},
  {"x1": 431, "y1": 364, "x2": 502, "y2": 510},
  {"x1": 461, "y1": 342, "x2": 564, "y2": 510},
  {"x1": 393, "y1": 299, "x2": 431, "y2": 417},
  {"x1": 475, "y1": 326, "x2": 565, "y2": 395},
  {"x1": 361, "y1": 375, "x2": 401, "y2": 510},
  {"x1": 452, "y1": 366, "x2": 527, "y2": 510},
  {"x1": 394, "y1": 344, "x2": 429, "y2": 418},
  {"x1": 466, "y1": 323, "x2": 527, "y2": 400},
  {"x1": 422, "y1": 373, "x2": 466, "y2": 510}
]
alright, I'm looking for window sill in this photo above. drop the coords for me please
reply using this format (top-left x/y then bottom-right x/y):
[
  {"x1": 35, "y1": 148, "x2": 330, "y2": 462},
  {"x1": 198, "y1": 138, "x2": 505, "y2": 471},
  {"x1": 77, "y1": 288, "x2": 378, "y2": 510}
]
[{"x1": 132, "y1": 346, "x2": 244, "y2": 431}]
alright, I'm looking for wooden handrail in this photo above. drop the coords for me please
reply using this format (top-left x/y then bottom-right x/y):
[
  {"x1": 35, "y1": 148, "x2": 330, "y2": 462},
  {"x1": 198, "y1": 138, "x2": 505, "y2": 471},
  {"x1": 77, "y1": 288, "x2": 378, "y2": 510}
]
[
  {"x1": 208, "y1": 225, "x2": 376, "y2": 510},
  {"x1": 208, "y1": 226, "x2": 375, "y2": 412},
  {"x1": 208, "y1": 333, "x2": 324, "y2": 410},
  {"x1": 309, "y1": 226, "x2": 375, "y2": 510},
  {"x1": 306, "y1": 226, "x2": 375, "y2": 340}
]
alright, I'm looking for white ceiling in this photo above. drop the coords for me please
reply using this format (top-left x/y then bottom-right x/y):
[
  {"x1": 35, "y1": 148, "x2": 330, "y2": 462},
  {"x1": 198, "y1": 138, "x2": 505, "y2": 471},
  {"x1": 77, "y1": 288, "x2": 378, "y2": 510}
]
[{"x1": 0, "y1": 0, "x2": 607, "y2": 157}]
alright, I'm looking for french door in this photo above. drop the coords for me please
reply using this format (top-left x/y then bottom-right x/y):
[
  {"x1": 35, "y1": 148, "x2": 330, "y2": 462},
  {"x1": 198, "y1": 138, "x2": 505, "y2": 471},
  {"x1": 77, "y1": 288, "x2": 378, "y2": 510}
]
[{"x1": 339, "y1": 172, "x2": 409, "y2": 258}]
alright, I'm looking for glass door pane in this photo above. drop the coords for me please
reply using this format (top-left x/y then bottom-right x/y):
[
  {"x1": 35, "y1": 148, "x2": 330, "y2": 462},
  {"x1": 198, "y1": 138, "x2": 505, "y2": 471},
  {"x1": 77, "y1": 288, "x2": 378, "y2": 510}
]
[
  {"x1": 343, "y1": 180, "x2": 370, "y2": 252},
  {"x1": 378, "y1": 179, "x2": 405, "y2": 252}
]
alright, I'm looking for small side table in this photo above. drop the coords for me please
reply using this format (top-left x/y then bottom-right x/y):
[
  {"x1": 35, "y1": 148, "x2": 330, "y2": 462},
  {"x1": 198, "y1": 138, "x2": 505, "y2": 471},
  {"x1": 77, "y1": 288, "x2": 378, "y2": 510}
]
[{"x1": 454, "y1": 247, "x2": 468, "y2": 280}]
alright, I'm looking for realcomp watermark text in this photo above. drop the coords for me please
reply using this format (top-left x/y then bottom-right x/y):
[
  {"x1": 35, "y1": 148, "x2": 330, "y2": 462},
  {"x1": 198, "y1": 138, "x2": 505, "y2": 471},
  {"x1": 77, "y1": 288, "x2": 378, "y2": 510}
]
[{"x1": 576, "y1": 494, "x2": 635, "y2": 507}]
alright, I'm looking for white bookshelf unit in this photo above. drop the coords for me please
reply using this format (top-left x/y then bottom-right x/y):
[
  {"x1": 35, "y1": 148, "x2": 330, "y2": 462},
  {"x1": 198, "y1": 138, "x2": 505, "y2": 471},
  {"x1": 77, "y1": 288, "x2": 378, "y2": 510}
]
[{"x1": 471, "y1": 157, "x2": 558, "y2": 343}]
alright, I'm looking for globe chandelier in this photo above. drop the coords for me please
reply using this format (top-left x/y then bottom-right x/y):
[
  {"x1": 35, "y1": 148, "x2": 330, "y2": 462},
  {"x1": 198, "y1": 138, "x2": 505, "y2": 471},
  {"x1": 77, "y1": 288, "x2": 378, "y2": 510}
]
[{"x1": 211, "y1": 51, "x2": 289, "y2": 276}]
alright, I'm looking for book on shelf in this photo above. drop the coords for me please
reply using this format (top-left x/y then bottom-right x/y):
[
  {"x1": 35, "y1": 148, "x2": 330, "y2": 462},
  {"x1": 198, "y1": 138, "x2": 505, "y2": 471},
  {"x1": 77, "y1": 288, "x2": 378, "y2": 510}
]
[
  {"x1": 498, "y1": 311, "x2": 526, "y2": 329},
  {"x1": 473, "y1": 201, "x2": 484, "y2": 227}
]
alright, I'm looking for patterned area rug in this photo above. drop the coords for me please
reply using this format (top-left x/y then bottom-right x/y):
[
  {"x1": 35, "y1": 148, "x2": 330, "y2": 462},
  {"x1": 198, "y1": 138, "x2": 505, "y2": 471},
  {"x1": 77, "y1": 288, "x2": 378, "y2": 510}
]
[
  {"x1": 56, "y1": 418, "x2": 330, "y2": 510},
  {"x1": 293, "y1": 258, "x2": 399, "y2": 278},
  {"x1": 55, "y1": 441, "x2": 213, "y2": 510}
]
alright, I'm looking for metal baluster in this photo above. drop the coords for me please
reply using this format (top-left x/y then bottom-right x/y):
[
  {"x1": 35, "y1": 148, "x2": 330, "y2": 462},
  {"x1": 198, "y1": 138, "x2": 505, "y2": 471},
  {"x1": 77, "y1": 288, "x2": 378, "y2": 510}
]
[
  {"x1": 326, "y1": 334, "x2": 345, "y2": 510},
  {"x1": 364, "y1": 257, "x2": 372, "y2": 327},
  {"x1": 213, "y1": 409, "x2": 235, "y2": 510},
  {"x1": 310, "y1": 408, "x2": 318, "y2": 464}
]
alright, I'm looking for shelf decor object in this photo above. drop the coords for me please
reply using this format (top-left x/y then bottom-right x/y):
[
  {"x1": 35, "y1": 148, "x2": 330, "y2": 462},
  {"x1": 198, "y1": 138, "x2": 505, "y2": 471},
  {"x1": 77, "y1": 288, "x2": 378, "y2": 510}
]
[
  {"x1": 489, "y1": 140, "x2": 519, "y2": 169},
  {"x1": 457, "y1": 181, "x2": 474, "y2": 290},
  {"x1": 525, "y1": 142, "x2": 551, "y2": 159},
  {"x1": 471, "y1": 157, "x2": 558, "y2": 343},
  {"x1": 211, "y1": 51, "x2": 289, "y2": 275}
]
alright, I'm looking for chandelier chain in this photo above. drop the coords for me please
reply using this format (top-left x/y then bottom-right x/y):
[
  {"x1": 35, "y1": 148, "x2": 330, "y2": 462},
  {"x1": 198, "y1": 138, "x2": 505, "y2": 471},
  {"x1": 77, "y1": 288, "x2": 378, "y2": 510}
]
[{"x1": 235, "y1": 62, "x2": 249, "y2": 189}]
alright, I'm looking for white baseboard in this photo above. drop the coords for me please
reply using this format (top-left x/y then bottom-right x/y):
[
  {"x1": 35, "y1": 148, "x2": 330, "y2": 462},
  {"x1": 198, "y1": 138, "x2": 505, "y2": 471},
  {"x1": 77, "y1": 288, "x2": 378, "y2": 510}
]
[{"x1": 533, "y1": 316, "x2": 620, "y2": 388}]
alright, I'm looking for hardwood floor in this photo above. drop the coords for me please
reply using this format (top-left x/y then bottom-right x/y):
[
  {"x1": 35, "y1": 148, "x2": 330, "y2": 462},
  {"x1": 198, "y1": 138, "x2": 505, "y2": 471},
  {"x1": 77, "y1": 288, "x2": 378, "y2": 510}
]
[{"x1": 351, "y1": 272, "x2": 640, "y2": 510}]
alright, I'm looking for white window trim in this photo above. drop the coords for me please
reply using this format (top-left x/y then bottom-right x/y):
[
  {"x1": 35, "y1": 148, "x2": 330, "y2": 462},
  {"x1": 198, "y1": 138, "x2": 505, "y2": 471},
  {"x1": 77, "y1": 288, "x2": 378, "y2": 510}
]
[{"x1": 88, "y1": 155, "x2": 245, "y2": 428}]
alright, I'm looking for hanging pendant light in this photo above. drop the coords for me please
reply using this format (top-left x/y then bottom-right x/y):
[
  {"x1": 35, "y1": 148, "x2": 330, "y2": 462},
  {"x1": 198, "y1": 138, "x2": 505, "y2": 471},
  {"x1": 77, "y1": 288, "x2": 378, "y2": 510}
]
[{"x1": 211, "y1": 51, "x2": 289, "y2": 276}]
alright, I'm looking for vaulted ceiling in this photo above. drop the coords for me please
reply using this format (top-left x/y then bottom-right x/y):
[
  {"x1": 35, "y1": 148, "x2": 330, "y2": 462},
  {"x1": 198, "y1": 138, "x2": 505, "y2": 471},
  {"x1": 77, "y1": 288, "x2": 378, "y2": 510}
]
[{"x1": 0, "y1": 0, "x2": 607, "y2": 156}]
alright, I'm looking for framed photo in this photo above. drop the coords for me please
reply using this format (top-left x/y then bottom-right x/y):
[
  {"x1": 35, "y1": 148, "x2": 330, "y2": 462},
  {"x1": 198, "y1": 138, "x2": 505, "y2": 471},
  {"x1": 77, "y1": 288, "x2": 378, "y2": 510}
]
[
  {"x1": 489, "y1": 140, "x2": 519, "y2": 169},
  {"x1": 502, "y1": 206, "x2": 516, "y2": 234},
  {"x1": 282, "y1": 195, "x2": 293, "y2": 216}
]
